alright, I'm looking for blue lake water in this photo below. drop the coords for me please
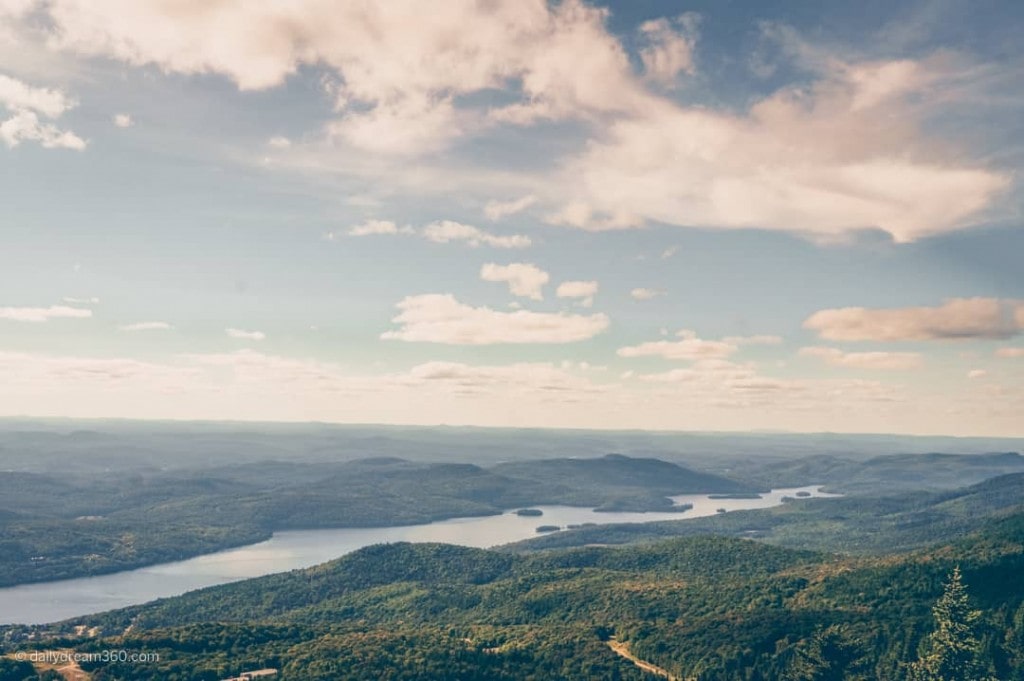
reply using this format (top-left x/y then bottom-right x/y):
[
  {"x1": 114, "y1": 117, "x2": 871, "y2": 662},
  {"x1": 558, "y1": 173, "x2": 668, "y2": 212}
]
[{"x1": 0, "y1": 486, "x2": 837, "y2": 625}]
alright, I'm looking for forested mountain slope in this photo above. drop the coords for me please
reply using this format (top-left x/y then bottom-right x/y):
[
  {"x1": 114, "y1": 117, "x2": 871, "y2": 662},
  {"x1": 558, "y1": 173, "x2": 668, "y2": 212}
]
[
  {"x1": 5, "y1": 511, "x2": 1024, "y2": 680},
  {"x1": 514, "y1": 471, "x2": 1024, "y2": 555}
]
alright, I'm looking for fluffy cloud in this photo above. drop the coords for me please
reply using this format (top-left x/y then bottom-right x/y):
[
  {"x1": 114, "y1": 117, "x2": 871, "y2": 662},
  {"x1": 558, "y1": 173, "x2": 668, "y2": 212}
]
[
  {"x1": 226, "y1": 328, "x2": 265, "y2": 341},
  {"x1": 422, "y1": 221, "x2": 531, "y2": 249},
  {"x1": 636, "y1": 359, "x2": 755, "y2": 383},
  {"x1": 119, "y1": 321, "x2": 172, "y2": 332},
  {"x1": 113, "y1": 113, "x2": 132, "y2": 128},
  {"x1": 346, "y1": 219, "x2": 406, "y2": 237},
  {"x1": 326, "y1": 95, "x2": 463, "y2": 155},
  {"x1": 618, "y1": 331, "x2": 782, "y2": 363},
  {"x1": 18, "y1": 0, "x2": 644, "y2": 155},
  {"x1": 618, "y1": 330, "x2": 738, "y2": 361},
  {"x1": 630, "y1": 288, "x2": 664, "y2": 301},
  {"x1": 331, "y1": 218, "x2": 530, "y2": 248},
  {"x1": 6, "y1": 2, "x2": 1009, "y2": 238},
  {"x1": 484, "y1": 195, "x2": 537, "y2": 221},
  {"x1": 0, "y1": 73, "x2": 85, "y2": 149},
  {"x1": 638, "y1": 13, "x2": 699, "y2": 84},
  {"x1": 556, "y1": 280, "x2": 599, "y2": 307},
  {"x1": 480, "y1": 263, "x2": 549, "y2": 300},
  {"x1": 2, "y1": 0, "x2": 1013, "y2": 246},
  {"x1": 804, "y1": 298, "x2": 1023, "y2": 341},
  {"x1": 0, "y1": 73, "x2": 72, "y2": 116},
  {"x1": 800, "y1": 346, "x2": 924, "y2": 370},
  {"x1": 967, "y1": 369, "x2": 988, "y2": 379},
  {"x1": 381, "y1": 294, "x2": 608, "y2": 345},
  {"x1": 0, "y1": 304, "x2": 91, "y2": 322},
  {"x1": 547, "y1": 52, "x2": 1009, "y2": 241}
]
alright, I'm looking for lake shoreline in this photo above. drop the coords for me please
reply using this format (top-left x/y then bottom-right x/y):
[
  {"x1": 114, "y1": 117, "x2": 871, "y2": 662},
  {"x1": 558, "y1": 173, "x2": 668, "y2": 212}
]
[{"x1": 0, "y1": 486, "x2": 834, "y2": 626}]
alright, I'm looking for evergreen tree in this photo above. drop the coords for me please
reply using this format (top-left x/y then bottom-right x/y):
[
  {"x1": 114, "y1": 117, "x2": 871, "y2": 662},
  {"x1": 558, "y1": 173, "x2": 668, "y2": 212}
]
[
  {"x1": 786, "y1": 624, "x2": 870, "y2": 680},
  {"x1": 907, "y1": 566, "x2": 991, "y2": 681}
]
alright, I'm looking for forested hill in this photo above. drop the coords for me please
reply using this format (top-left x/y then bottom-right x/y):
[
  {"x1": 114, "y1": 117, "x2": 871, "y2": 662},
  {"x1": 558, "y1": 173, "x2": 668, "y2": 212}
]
[
  {"x1": 493, "y1": 453, "x2": 756, "y2": 495},
  {"x1": 6, "y1": 511, "x2": 1024, "y2": 680},
  {"x1": 740, "y1": 450, "x2": 1024, "y2": 493},
  {"x1": 0, "y1": 454, "x2": 755, "y2": 587}
]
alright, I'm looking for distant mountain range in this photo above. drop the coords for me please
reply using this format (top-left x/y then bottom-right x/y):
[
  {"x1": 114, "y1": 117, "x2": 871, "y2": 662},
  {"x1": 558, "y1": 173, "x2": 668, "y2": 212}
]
[{"x1": 741, "y1": 450, "x2": 1024, "y2": 493}]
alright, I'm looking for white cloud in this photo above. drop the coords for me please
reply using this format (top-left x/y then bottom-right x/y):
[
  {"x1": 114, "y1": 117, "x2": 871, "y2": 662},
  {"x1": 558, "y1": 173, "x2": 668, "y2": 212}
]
[
  {"x1": 547, "y1": 53, "x2": 1010, "y2": 242},
  {"x1": 630, "y1": 287, "x2": 664, "y2": 301},
  {"x1": 0, "y1": 73, "x2": 73, "y2": 117},
  {"x1": 113, "y1": 113, "x2": 132, "y2": 128},
  {"x1": 327, "y1": 95, "x2": 463, "y2": 156},
  {"x1": 804, "y1": 298, "x2": 1024, "y2": 341},
  {"x1": 332, "y1": 219, "x2": 530, "y2": 248},
  {"x1": 660, "y1": 246, "x2": 678, "y2": 259},
  {"x1": 0, "y1": 108, "x2": 86, "y2": 149},
  {"x1": 5, "y1": 3, "x2": 1007, "y2": 239},
  {"x1": 422, "y1": 221, "x2": 531, "y2": 249},
  {"x1": 967, "y1": 369, "x2": 988, "y2": 379},
  {"x1": 22, "y1": 0, "x2": 643, "y2": 156},
  {"x1": 800, "y1": 346, "x2": 924, "y2": 370},
  {"x1": 119, "y1": 321, "x2": 172, "y2": 332},
  {"x1": 556, "y1": 280, "x2": 599, "y2": 307},
  {"x1": 480, "y1": 262, "x2": 549, "y2": 300},
  {"x1": 347, "y1": 219, "x2": 405, "y2": 237},
  {"x1": 267, "y1": 135, "x2": 291, "y2": 149},
  {"x1": 0, "y1": 73, "x2": 85, "y2": 149},
  {"x1": 618, "y1": 329, "x2": 737, "y2": 361},
  {"x1": 996, "y1": 347, "x2": 1024, "y2": 358},
  {"x1": 0, "y1": 304, "x2": 91, "y2": 322},
  {"x1": 62, "y1": 296, "x2": 99, "y2": 304},
  {"x1": 546, "y1": 201, "x2": 645, "y2": 231},
  {"x1": 381, "y1": 294, "x2": 608, "y2": 345},
  {"x1": 226, "y1": 328, "x2": 265, "y2": 341},
  {"x1": 638, "y1": 13, "x2": 699, "y2": 85},
  {"x1": 4, "y1": 3, "x2": 1009, "y2": 238},
  {"x1": 484, "y1": 195, "x2": 537, "y2": 221}
]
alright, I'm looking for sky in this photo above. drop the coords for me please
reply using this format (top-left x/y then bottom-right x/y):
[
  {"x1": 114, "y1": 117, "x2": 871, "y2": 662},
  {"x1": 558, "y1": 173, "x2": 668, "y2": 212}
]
[{"x1": 1, "y1": 0, "x2": 1023, "y2": 436}]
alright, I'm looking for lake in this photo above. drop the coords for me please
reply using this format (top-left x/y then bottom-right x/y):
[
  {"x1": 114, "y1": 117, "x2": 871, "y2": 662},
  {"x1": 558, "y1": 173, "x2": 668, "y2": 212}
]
[{"x1": 0, "y1": 486, "x2": 836, "y2": 625}]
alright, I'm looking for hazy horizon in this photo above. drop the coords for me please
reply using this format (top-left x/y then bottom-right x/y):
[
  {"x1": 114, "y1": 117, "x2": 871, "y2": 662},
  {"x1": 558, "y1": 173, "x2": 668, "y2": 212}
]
[{"x1": 3, "y1": 415, "x2": 1024, "y2": 448}]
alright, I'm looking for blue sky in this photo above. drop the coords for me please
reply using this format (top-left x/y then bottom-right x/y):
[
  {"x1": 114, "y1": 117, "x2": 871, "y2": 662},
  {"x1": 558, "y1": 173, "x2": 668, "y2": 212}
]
[{"x1": 1, "y1": 0, "x2": 1022, "y2": 435}]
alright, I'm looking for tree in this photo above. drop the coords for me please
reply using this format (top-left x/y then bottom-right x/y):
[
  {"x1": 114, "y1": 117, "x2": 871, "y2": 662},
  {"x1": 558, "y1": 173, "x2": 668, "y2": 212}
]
[
  {"x1": 786, "y1": 624, "x2": 870, "y2": 680},
  {"x1": 907, "y1": 566, "x2": 992, "y2": 681}
]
